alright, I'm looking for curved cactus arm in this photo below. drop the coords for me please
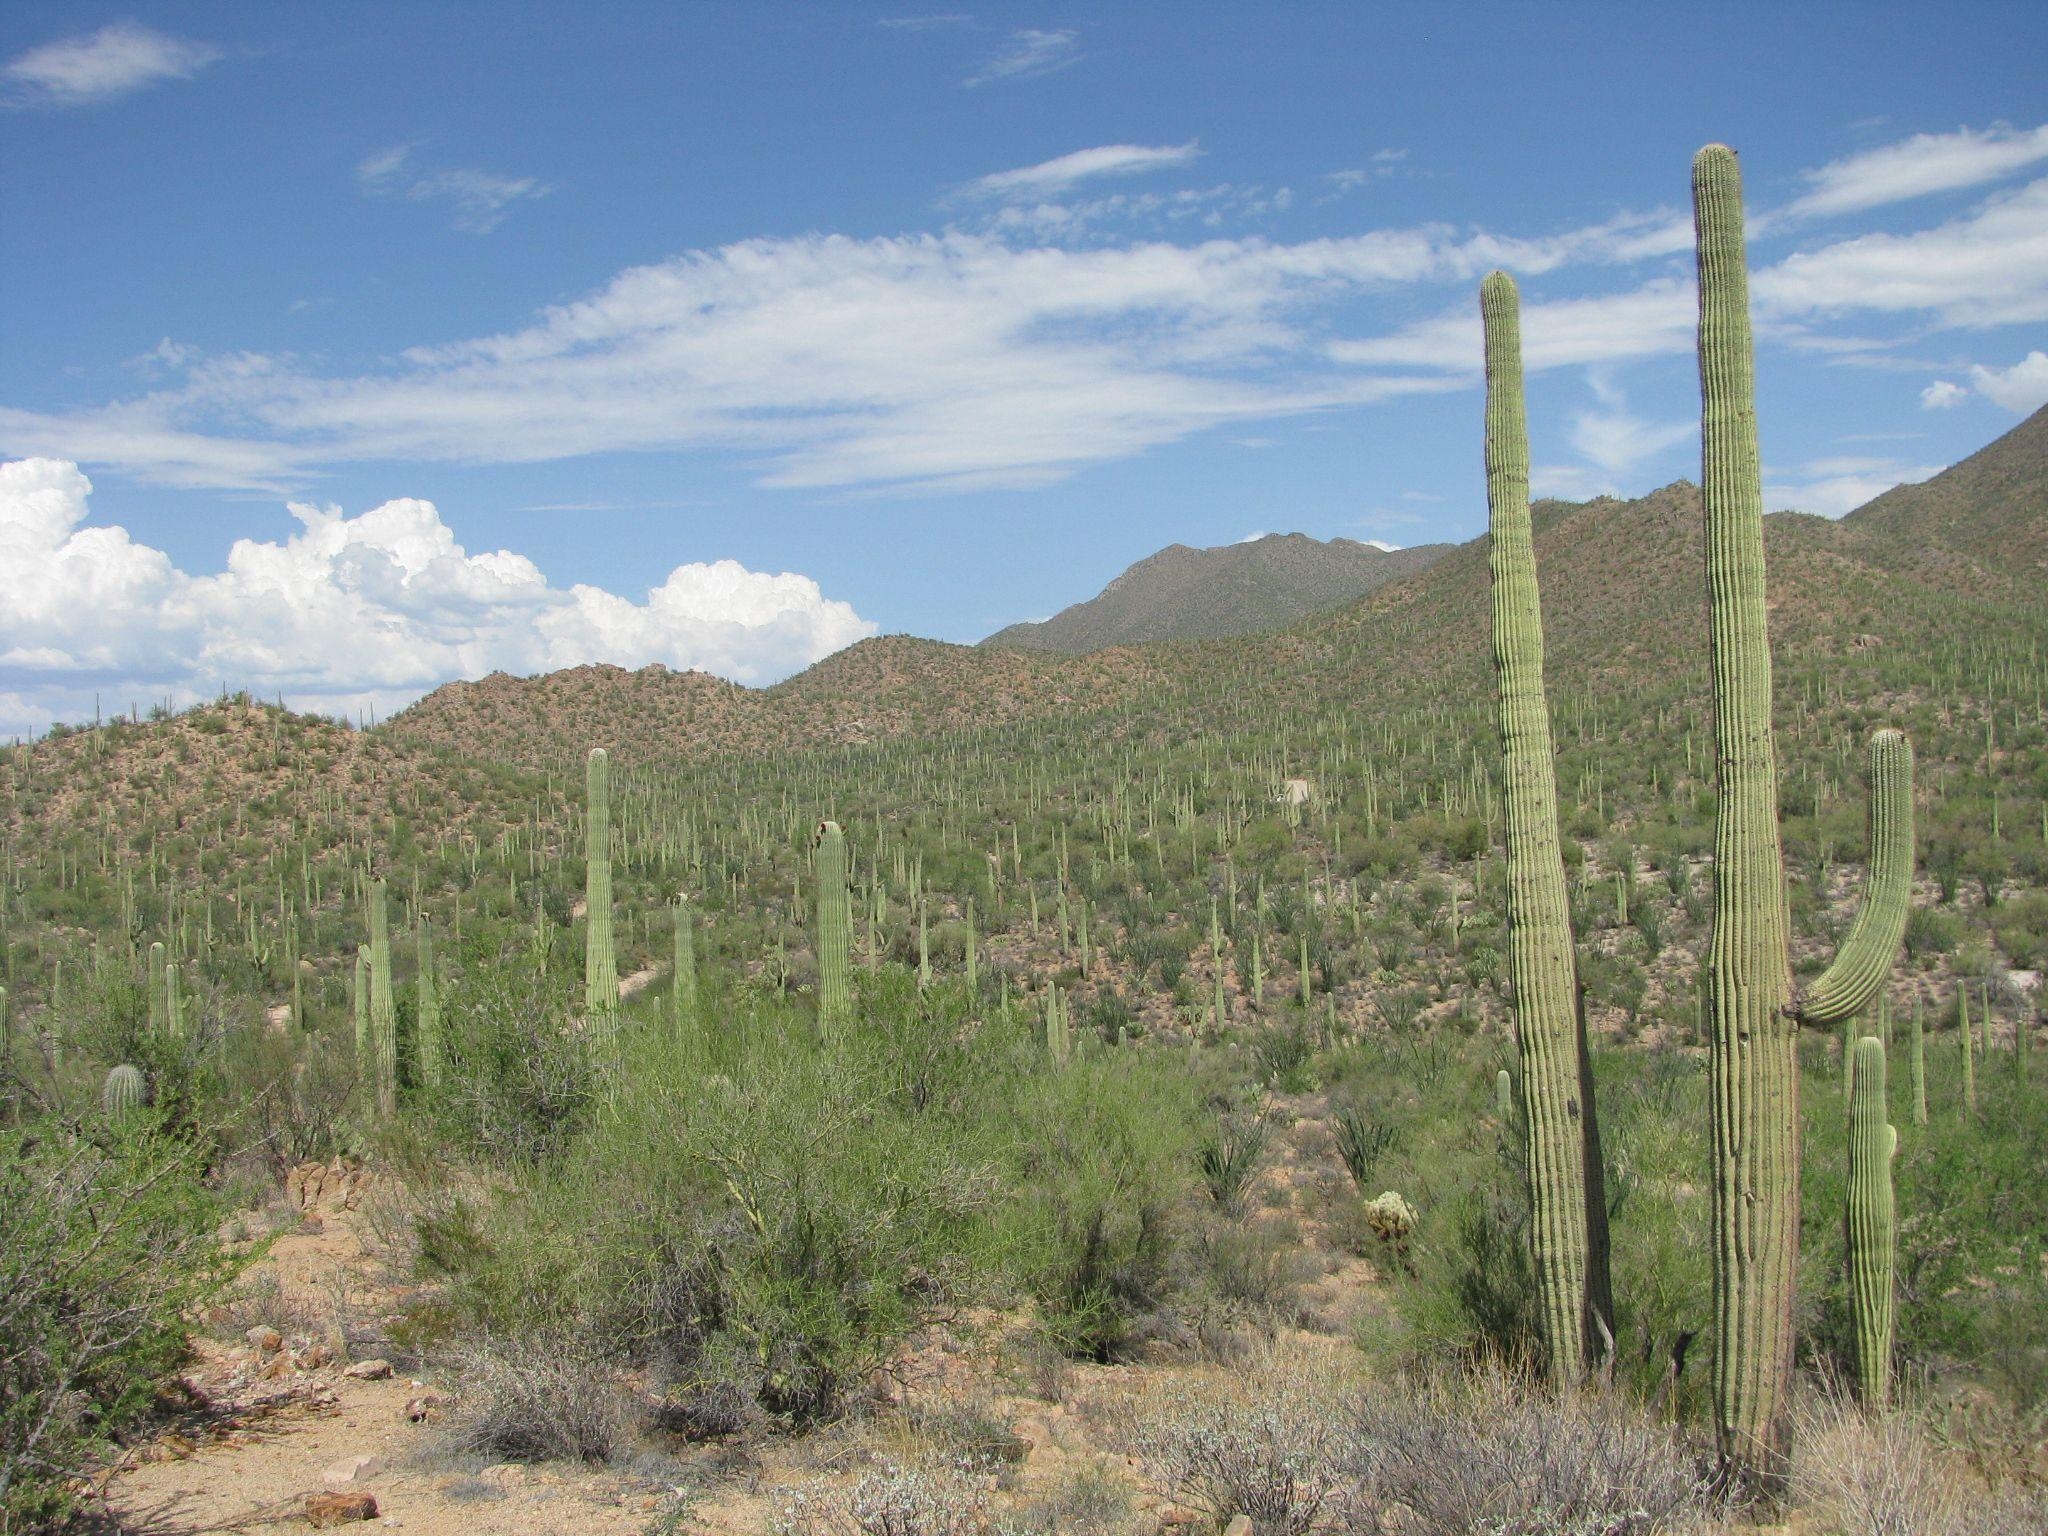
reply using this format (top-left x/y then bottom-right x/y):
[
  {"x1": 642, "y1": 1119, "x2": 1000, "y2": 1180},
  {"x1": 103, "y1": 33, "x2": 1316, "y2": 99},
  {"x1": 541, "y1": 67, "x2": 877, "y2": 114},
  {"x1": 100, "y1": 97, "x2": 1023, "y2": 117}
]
[{"x1": 1797, "y1": 730, "x2": 1914, "y2": 1027}]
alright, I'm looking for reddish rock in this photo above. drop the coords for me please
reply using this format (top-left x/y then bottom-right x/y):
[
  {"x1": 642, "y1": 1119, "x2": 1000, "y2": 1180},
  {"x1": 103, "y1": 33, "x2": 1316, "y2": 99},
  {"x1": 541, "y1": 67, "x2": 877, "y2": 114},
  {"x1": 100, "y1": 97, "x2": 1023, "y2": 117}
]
[{"x1": 303, "y1": 1491, "x2": 378, "y2": 1526}]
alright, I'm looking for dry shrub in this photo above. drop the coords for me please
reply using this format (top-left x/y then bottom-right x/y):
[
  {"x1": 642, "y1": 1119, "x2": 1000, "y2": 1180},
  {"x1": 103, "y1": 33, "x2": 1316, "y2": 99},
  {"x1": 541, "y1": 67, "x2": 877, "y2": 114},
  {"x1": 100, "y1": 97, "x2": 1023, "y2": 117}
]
[
  {"x1": 1128, "y1": 1367, "x2": 1348, "y2": 1536},
  {"x1": 434, "y1": 1334, "x2": 636, "y2": 1464},
  {"x1": 1789, "y1": 1393, "x2": 2048, "y2": 1536},
  {"x1": 1345, "y1": 1367, "x2": 1710, "y2": 1536},
  {"x1": 771, "y1": 1458, "x2": 991, "y2": 1536}
]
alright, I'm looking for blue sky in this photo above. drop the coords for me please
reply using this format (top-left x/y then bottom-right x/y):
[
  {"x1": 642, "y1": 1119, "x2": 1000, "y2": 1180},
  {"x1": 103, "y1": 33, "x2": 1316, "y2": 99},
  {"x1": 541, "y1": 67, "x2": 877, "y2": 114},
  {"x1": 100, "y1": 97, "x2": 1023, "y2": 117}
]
[{"x1": 2, "y1": 4, "x2": 2045, "y2": 737}]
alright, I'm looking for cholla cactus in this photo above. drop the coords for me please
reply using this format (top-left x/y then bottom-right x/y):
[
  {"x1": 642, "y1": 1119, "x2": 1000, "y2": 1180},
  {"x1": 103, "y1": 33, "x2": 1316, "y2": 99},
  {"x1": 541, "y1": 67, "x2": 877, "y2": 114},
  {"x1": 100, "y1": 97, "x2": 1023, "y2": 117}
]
[{"x1": 1363, "y1": 1191, "x2": 1418, "y2": 1266}]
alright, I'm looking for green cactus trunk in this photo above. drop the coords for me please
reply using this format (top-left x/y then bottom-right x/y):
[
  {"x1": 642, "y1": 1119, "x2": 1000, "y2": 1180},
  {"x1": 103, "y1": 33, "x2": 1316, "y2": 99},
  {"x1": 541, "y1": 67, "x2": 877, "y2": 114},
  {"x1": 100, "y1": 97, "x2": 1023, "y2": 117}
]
[
  {"x1": 965, "y1": 897, "x2": 978, "y2": 996},
  {"x1": 1911, "y1": 995, "x2": 1928, "y2": 1126},
  {"x1": 369, "y1": 878, "x2": 397, "y2": 1117},
  {"x1": 815, "y1": 821, "x2": 852, "y2": 1031},
  {"x1": 1845, "y1": 1035, "x2": 1897, "y2": 1409},
  {"x1": 584, "y1": 748, "x2": 617, "y2": 1019},
  {"x1": 164, "y1": 958, "x2": 184, "y2": 1039},
  {"x1": 1960, "y1": 982, "x2": 1977, "y2": 1114},
  {"x1": 1482, "y1": 269, "x2": 1613, "y2": 1379},
  {"x1": 1496, "y1": 1068, "x2": 1514, "y2": 1119},
  {"x1": 147, "y1": 940, "x2": 166, "y2": 1033},
  {"x1": 415, "y1": 920, "x2": 441, "y2": 1092},
  {"x1": 673, "y1": 896, "x2": 697, "y2": 1023},
  {"x1": 917, "y1": 900, "x2": 932, "y2": 988},
  {"x1": 354, "y1": 944, "x2": 370, "y2": 1059},
  {"x1": 1692, "y1": 144, "x2": 1916, "y2": 1488}
]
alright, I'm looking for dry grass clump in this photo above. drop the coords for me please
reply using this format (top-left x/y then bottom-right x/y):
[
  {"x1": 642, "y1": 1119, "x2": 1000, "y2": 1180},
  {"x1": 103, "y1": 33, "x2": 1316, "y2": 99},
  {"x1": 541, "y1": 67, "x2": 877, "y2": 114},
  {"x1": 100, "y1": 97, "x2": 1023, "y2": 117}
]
[
  {"x1": 769, "y1": 1457, "x2": 992, "y2": 1536},
  {"x1": 1790, "y1": 1392, "x2": 2048, "y2": 1536},
  {"x1": 433, "y1": 1334, "x2": 637, "y2": 1465}
]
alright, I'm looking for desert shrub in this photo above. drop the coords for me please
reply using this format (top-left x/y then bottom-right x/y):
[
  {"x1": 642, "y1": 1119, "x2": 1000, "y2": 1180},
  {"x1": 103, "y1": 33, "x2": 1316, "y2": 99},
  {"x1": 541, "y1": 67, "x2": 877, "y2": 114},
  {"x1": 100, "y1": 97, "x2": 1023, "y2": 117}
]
[
  {"x1": 1196, "y1": 1113, "x2": 1269, "y2": 1218},
  {"x1": 1131, "y1": 1371, "x2": 1348, "y2": 1536},
  {"x1": 1342, "y1": 1367, "x2": 1710, "y2": 1536},
  {"x1": 435, "y1": 1333, "x2": 635, "y2": 1464},
  {"x1": 773, "y1": 1458, "x2": 991, "y2": 1536},
  {"x1": 1330, "y1": 1102, "x2": 1396, "y2": 1187},
  {"x1": 425, "y1": 945, "x2": 593, "y2": 1166},
  {"x1": 0, "y1": 1121, "x2": 239, "y2": 1532}
]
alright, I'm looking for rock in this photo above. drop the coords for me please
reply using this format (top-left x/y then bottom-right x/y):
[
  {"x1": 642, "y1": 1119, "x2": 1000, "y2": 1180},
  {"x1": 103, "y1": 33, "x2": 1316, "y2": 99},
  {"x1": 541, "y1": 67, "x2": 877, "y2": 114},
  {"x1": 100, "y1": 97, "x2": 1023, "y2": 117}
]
[
  {"x1": 287, "y1": 1161, "x2": 328, "y2": 1211},
  {"x1": 247, "y1": 1325, "x2": 284, "y2": 1354},
  {"x1": 322, "y1": 1455, "x2": 382, "y2": 1485},
  {"x1": 1222, "y1": 1518, "x2": 1254, "y2": 1536},
  {"x1": 296, "y1": 1342, "x2": 335, "y2": 1370},
  {"x1": 305, "y1": 1492, "x2": 379, "y2": 1527},
  {"x1": 343, "y1": 1359, "x2": 393, "y2": 1380},
  {"x1": 403, "y1": 1394, "x2": 441, "y2": 1423}
]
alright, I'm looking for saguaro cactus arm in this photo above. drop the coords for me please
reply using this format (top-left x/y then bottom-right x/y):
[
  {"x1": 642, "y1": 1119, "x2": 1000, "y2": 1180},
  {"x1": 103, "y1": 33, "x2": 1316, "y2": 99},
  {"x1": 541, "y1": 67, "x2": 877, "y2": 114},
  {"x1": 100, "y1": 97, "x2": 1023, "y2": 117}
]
[{"x1": 1796, "y1": 730, "x2": 1915, "y2": 1027}]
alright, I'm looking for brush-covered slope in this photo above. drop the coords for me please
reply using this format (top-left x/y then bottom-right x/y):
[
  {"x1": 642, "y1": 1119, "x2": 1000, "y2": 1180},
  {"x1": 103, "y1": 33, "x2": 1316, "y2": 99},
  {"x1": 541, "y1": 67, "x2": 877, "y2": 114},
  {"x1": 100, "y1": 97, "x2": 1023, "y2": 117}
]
[
  {"x1": 387, "y1": 638, "x2": 1167, "y2": 768},
  {"x1": 982, "y1": 532, "x2": 1449, "y2": 653}
]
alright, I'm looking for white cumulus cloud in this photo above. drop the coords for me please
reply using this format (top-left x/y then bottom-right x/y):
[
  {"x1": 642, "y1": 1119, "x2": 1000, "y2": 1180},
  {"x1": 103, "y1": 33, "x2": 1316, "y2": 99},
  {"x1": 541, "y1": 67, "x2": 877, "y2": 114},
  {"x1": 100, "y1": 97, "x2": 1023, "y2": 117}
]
[
  {"x1": 1967, "y1": 350, "x2": 2048, "y2": 414},
  {"x1": 4, "y1": 21, "x2": 220, "y2": 106},
  {"x1": 1920, "y1": 379, "x2": 1967, "y2": 409},
  {"x1": 0, "y1": 458, "x2": 874, "y2": 738},
  {"x1": 1764, "y1": 456, "x2": 1944, "y2": 518}
]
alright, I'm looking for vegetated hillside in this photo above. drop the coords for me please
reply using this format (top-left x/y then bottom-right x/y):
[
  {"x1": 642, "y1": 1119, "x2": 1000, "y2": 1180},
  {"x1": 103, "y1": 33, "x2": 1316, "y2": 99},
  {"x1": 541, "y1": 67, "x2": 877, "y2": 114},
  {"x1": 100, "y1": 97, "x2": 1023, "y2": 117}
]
[
  {"x1": 982, "y1": 531, "x2": 1451, "y2": 653},
  {"x1": 387, "y1": 636, "x2": 1169, "y2": 770},
  {"x1": 1840, "y1": 402, "x2": 2048, "y2": 606}
]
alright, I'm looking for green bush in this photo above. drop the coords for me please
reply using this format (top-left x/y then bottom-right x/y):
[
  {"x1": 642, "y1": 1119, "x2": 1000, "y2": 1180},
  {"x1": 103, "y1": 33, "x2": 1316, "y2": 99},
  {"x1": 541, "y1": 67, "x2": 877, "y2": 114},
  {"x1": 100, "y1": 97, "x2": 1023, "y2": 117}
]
[{"x1": 1, "y1": 1121, "x2": 240, "y2": 1531}]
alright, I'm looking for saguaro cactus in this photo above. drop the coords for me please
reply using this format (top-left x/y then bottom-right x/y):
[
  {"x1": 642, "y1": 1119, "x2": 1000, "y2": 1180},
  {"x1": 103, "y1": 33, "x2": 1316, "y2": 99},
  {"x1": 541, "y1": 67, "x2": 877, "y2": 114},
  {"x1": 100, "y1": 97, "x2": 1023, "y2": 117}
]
[
  {"x1": 354, "y1": 944, "x2": 371, "y2": 1058},
  {"x1": 1481, "y1": 269, "x2": 1614, "y2": 1378},
  {"x1": 147, "y1": 940, "x2": 167, "y2": 1033},
  {"x1": 815, "y1": 821, "x2": 852, "y2": 1031},
  {"x1": 1911, "y1": 995, "x2": 1928, "y2": 1126},
  {"x1": 1845, "y1": 1035, "x2": 1897, "y2": 1408},
  {"x1": 415, "y1": 920, "x2": 442, "y2": 1092},
  {"x1": 585, "y1": 748, "x2": 618, "y2": 1018},
  {"x1": 369, "y1": 878, "x2": 397, "y2": 1117},
  {"x1": 673, "y1": 895, "x2": 697, "y2": 1023},
  {"x1": 1692, "y1": 144, "x2": 1917, "y2": 1485}
]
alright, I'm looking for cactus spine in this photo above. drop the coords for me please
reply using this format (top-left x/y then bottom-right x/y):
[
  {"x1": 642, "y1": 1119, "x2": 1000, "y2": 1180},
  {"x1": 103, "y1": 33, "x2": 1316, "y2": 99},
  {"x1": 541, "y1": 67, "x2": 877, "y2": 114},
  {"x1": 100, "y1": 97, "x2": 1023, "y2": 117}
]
[
  {"x1": 1691, "y1": 144, "x2": 1916, "y2": 1485},
  {"x1": 1481, "y1": 269, "x2": 1613, "y2": 1379},
  {"x1": 103, "y1": 1061, "x2": 146, "y2": 1119},
  {"x1": 1845, "y1": 1035, "x2": 1897, "y2": 1408},
  {"x1": 369, "y1": 878, "x2": 397, "y2": 1117},
  {"x1": 415, "y1": 919, "x2": 441, "y2": 1092},
  {"x1": 672, "y1": 896, "x2": 697, "y2": 1022},
  {"x1": 815, "y1": 821, "x2": 852, "y2": 1031},
  {"x1": 584, "y1": 748, "x2": 617, "y2": 1018}
]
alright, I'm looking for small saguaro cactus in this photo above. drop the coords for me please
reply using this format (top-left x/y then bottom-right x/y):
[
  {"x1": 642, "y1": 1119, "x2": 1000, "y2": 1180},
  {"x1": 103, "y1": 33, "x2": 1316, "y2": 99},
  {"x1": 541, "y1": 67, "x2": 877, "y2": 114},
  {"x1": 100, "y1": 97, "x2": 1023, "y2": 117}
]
[
  {"x1": 672, "y1": 895, "x2": 697, "y2": 1023},
  {"x1": 369, "y1": 879, "x2": 397, "y2": 1117},
  {"x1": 1691, "y1": 143, "x2": 1917, "y2": 1487},
  {"x1": 103, "y1": 1062, "x2": 146, "y2": 1119},
  {"x1": 354, "y1": 944, "x2": 371, "y2": 1058},
  {"x1": 585, "y1": 748, "x2": 618, "y2": 1018},
  {"x1": 1911, "y1": 995, "x2": 1929, "y2": 1126},
  {"x1": 147, "y1": 940, "x2": 167, "y2": 1033},
  {"x1": 1496, "y1": 1068, "x2": 1514, "y2": 1120},
  {"x1": 415, "y1": 919, "x2": 442, "y2": 1092},
  {"x1": 1481, "y1": 268, "x2": 1613, "y2": 1380},
  {"x1": 1846, "y1": 1035, "x2": 1897, "y2": 1409},
  {"x1": 815, "y1": 821, "x2": 852, "y2": 1031}
]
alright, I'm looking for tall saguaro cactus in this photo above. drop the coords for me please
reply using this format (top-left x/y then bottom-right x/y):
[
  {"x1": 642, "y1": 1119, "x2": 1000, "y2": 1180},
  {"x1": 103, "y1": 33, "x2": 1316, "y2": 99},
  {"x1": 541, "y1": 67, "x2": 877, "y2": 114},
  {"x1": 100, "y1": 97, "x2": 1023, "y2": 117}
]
[
  {"x1": 1481, "y1": 270, "x2": 1613, "y2": 1379},
  {"x1": 585, "y1": 748, "x2": 618, "y2": 1018},
  {"x1": 1692, "y1": 144, "x2": 1917, "y2": 1486},
  {"x1": 1845, "y1": 1035, "x2": 1897, "y2": 1408},
  {"x1": 415, "y1": 919, "x2": 442, "y2": 1092},
  {"x1": 815, "y1": 821, "x2": 852, "y2": 1031},
  {"x1": 368, "y1": 878, "x2": 397, "y2": 1117}
]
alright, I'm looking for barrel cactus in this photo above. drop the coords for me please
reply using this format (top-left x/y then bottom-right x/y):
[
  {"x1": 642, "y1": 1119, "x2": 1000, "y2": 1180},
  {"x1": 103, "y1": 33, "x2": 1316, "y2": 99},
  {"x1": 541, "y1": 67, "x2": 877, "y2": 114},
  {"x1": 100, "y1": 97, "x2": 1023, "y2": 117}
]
[{"x1": 103, "y1": 1062, "x2": 147, "y2": 1119}]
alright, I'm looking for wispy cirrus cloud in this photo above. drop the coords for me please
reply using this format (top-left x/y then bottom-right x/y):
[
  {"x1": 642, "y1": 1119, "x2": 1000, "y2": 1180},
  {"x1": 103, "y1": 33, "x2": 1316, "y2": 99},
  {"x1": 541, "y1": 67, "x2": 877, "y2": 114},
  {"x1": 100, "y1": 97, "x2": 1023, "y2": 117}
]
[
  {"x1": 1783, "y1": 122, "x2": 2048, "y2": 220},
  {"x1": 964, "y1": 27, "x2": 1078, "y2": 86},
  {"x1": 965, "y1": 142, "x2": 1201, "y2": 199},
  {"x1": 358, "y1": 145, "x2": 552, "y2": 234},
  {"x1": 3, "y1": 21, "x2": 220, "y2": 107}
]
